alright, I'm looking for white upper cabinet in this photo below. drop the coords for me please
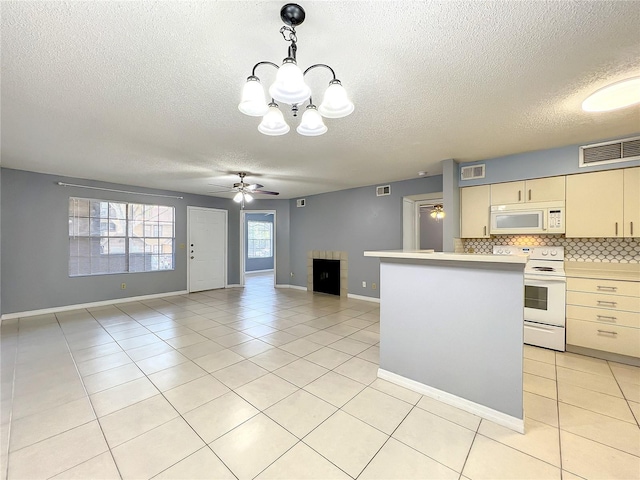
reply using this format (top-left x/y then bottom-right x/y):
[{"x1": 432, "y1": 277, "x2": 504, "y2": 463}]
[
  {"x1": 490, "y1": 177, "x2": 565, "y2": 205},
  {"x1": 460, "y1": 185, "x2": 490, "y2": 238},
  {"x1": 566, "y1": 169, "x2": 624, "y2": 238},
  {"x1": 623, "y1": 167, "x2": 640, "y2": 238}
]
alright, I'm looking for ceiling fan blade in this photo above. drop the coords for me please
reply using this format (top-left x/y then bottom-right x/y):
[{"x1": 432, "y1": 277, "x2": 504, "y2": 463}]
[
  {"x1": 252, "y1": 190, "x2": 280, "y2": 196},
  {"x1": 207, "y1": 188, "x2": 235, "y2": 193},
  {"x1": 247, "y1": 183, "x2": 264, "y2": 190}
]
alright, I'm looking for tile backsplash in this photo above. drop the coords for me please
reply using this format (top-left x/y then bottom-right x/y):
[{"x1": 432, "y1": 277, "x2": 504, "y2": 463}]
[{"x1": 462, "y1": 236, "x2": 639, "y2": 263}]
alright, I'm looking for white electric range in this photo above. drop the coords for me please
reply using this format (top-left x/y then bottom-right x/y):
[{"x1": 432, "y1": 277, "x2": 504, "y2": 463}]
[{"x1": 493, "y1": 246, "x2": 566, "y2": 351}]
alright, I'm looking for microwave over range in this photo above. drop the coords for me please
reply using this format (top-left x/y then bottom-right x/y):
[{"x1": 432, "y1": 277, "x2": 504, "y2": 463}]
[{"x1": 490, "y1": 201, "x2": 565, "y2": 235}]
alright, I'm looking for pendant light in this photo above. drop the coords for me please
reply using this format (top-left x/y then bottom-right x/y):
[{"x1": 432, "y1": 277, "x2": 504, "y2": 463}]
[{"x1": 239, "y1": 4, "x2": 353, "y2": 136}]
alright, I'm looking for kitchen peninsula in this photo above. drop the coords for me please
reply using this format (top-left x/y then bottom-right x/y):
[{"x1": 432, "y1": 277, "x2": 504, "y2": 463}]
[{"x1": 364, "y1": 250, "x2": 528, "y2": 432}]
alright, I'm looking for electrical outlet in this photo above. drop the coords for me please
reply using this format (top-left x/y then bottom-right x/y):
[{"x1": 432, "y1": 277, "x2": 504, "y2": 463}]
[
  {"x1": 372, "y1": 283, "x2": 377, "y2": 290},
  {"x1": 121, "y1": 283, "x2": 126, "y2": 289},
  {"x1": 362, "y1": 281, "x2": 366, "y2": 288}
]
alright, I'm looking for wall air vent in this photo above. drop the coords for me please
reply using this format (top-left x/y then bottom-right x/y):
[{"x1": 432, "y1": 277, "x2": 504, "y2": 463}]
[
  {"x1": 460, "y1": 164, "x2": 485, "y2": 180},
  {"x1": 376, "y1": 185, "x2": 391, "y2": 196},
  {"x1": 580, "y1": 136, "x2": 640, "y2": 167},
  {"x1": 296, "y1": 199, "x2": 306, "y2": 207}
]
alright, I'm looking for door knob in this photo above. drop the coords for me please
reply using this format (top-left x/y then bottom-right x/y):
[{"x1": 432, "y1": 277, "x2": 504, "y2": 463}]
[{"x1": 190, "y1": 256, "x2": 194, "y2": 259}]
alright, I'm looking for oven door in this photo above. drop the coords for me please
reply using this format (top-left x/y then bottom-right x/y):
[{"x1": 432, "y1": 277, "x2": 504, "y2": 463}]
[{"x1": 524, "y1": 275, "x2": 566, "y2": 326}]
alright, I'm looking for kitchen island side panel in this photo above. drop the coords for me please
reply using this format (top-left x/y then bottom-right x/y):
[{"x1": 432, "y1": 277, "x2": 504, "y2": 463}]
[{"x1": 379, "y1": 259, "x2": 524, "y2": 419}]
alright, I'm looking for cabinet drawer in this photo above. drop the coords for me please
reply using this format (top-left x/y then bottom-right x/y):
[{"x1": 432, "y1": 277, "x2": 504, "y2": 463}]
[
  {"x1": 567, "y1": 277, "x2": 640, "y2": 297},
  {"x1": 567, "y1": 318, "x2": 640, "y2": 357},
  {"x1": 567, "y1": 291, "x2": 640, "y2": 313},
  {"x1": 566, "y1": 305, "x2": 640, "y2": 328}
]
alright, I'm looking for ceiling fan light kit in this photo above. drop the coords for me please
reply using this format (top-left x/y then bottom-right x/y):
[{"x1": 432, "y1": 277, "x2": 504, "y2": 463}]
[
  {"x1": 210, "y1": 172, "x2": 279, "y2": 208},
  {"x1": 239, "y1": 3, "x2": 354, "y2": 136}
]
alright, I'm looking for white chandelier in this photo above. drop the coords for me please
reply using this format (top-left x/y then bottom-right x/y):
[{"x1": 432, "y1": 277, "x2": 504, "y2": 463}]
[{"x1": 238, "y1": 3, "x2": 354, "y2": 136}]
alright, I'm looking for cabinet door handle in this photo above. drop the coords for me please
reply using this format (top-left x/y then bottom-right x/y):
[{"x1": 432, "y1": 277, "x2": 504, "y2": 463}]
[
  {"x1": 518, "y1": 190, "x2": 521, "y2": 202},
  {"x1": 528, "y1": 189, "x2": 531, "y2": 201},
  {"x1": 597, "y1": 285, "x2": 617, "y2": 291},
  {"x1": 597, "y1": 330, "x2": 617, "y2": 335},
  {"x1": 597, "y1": 315, "x2": 617, "y2": 321},
  {"x1": 597, "y1": 300, "x2": 617, "y2": 307},
  {"x1": 631, "y1": 221, "x2": 634, "y2": 236},
  {"x1": 615, "y1": 222, "x2": 618, "y2": 236},
  {"x1": 483, "y1": 226, "x2": 487, "y2": 236}
]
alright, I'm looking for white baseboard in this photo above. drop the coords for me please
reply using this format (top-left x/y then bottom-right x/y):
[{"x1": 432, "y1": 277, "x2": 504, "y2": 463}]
[
  {"x1": 245, "y1": 269, "x2": 274, "y2": 275},
  {"x1": 226, "y1": 284, "x2": 242, "y2": 288},
  {"x1": 378, "y1": 368, "x2": 525, "y2": 434},
  {"x1": 1, "y1": 290, "x2": 189, "y2": 321},
  {"x1": 288, "y1": 285, "x2": 308, "y2": 291},
  {"x1": 347, "y1": 293, "x2": 380, "y2": 303},
  {"x1": 275, "y1": 284, "x2": 291, "y2": 289}
]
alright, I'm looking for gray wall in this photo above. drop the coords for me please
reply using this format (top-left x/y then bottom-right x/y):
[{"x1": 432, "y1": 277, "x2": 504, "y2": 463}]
[
  {"x1": 419, "y1": 207, "x2": 444, "y2": 251},
  {"x1": 1, "y1": 168, "x2": 242, "y2": 314},
  {"x1": 245, "y1": 213, "x2": 274, "y2": 272},
  {"x1": 441, "y1": 159, "x2": 460, "y2": 252},
  {"x1": 458, "y1": 134, "x2": 640, "y2": 187},
  {"x1": 288, "y1": 175, "x2": 443, "y2": 298}
]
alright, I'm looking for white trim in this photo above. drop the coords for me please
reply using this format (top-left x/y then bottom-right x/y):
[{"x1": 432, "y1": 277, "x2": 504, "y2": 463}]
[
  {"x1": 288, "y1": 285, "x2": 308, "y2": 292},
  {"x1": 226, "y1": 284, "x2": 242, "y2": 288},
  {"x1": 187, "y1": 206, "x2": 228, "y2": 293},
  {"x1": 1, "y1": 290, "x2": 189, "y2": 321},
  {"x1": 347, "y1": 293, "x2": 381, "y2": 303},
  {"x1": 378, "y1": 368, "x2": 525, "y2": 434},
  {"x1": 245, "y1": 269, "x2": 275, "y2": 275},
  {"x1": 275, "y1": 284, "x2": 291, "y2": 289}
]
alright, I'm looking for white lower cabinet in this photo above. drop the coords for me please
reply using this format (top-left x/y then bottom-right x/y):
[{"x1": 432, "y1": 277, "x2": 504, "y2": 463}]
[{"x1": 566, "y1": 276, "x2": 640, "y2": 359}]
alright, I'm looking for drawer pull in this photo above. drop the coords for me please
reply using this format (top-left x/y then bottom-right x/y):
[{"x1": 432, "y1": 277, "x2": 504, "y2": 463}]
[
  {"x1": 597, "y1": 330, "x2": 618, "y2": 335},
  {"x1": 597, "y1": 300, "x2": 617, "y2": 307},
  {"x1": 596, "y1": 285, "x2": 617, "y2": 292},
  {"x1": 596, "y1": 315, "x2": 617, "y2": 321},
  {"x1": 518, "y1": 190, "x2": 522, "y2": 202}
]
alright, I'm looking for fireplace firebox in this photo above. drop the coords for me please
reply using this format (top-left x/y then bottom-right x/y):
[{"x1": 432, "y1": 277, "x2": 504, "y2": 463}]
[{"x1": 312, "y1": 259, "x2": 340, "y2": 296}]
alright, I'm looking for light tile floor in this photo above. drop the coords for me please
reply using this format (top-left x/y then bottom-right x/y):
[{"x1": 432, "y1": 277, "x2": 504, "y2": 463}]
[{"x1": 1, "y1": 272, "x2": 639, "y2": 479}]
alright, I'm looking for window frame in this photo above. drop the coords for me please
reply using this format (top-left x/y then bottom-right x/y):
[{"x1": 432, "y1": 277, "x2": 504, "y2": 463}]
[
  {"x1": 68, "y1": 197, "x2": 176, "y2": 277},
  {"x1": 247, "y1": 220, "x2": 273, "y2": 259}
]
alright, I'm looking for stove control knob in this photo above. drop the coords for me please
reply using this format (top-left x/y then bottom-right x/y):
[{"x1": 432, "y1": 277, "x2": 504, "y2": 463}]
[
  {"x1": 551, "y1": 250, "x2": 557, "y2": 256},
  {"x1": 542, "y1": 250, "x2": 548, "y2": 256}
]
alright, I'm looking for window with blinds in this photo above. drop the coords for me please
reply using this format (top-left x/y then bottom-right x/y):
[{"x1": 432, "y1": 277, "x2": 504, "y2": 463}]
[
  {"x1": 68, "y1": 197, "x2": 175, "y2": 276},
  {"x1": 247, "y1": 221, "x2": 273, "y2": 258}
]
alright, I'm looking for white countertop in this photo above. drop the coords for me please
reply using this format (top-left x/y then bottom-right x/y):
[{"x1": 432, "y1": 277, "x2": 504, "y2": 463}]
[
  {"x1": 565, "y1": 262, "x2": 640, "y2": 282},
  {"x1": 364, "y1": 250, "x2": 529, "y2": 264}
]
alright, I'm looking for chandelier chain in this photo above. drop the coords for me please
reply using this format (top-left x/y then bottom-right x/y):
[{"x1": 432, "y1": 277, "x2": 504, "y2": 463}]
[{"x1": 279, "y1": 26, "x2": 297, "y2": 43}]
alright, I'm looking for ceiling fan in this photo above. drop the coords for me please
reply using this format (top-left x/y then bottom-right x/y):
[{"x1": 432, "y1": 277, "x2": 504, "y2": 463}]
[{"x1": 208, "y1": 172, "x2": 279, "y2": 207}]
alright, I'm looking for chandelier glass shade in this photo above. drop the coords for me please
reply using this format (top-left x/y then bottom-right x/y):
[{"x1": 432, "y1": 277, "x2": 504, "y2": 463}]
[
  {"x1": 258, "y1": 103, "x2": 291, "y2": 136},
  {"x1": 239, "y1": 4, "x2": 353, "y2": 136},
  {"x1": 238, "y1": 77, "x2": 269, "y2": 116},
  {"x1": 296, "y1": 105, "x2": 327, "y2": 136},
  {"x1": 233, "y1": 191, "x2": 254, "y2": 203}
]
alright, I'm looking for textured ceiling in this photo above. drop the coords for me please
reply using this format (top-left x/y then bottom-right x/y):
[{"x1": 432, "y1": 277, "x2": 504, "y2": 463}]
[{"x1": 1, "y1": 1, "x2": 639, "y2": 199}]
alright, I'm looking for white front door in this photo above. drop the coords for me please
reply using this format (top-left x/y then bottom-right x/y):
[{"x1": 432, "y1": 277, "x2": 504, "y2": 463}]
[{"x1": 188, "y1": 207, "x2": 227, "y2": 292}]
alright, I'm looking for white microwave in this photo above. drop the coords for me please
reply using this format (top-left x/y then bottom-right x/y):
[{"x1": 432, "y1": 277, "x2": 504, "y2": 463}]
[{"x1": 490, "y1": 201, "x2": 565, "y2": 235}]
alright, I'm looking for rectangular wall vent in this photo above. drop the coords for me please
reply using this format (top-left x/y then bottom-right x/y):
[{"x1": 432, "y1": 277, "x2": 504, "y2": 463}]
[
  {"x1": 580, "y1": 136, "x2": 640, "y2": 167},
  {"x1": 296, "y1": 198, "x2": 306, "y2": 207},
  {"x1": 376, "y1": 185, "x2": 391, "y2": 196},
  {"x1": 460, "y1": 164, "x2": 485, "y2": 180}
]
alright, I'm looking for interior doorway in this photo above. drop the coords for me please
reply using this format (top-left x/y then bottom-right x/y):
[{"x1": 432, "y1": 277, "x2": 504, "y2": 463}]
[
  {"x1": 240, "y1": 210, "x2": 276, "y2": 287},
  {"x1": 402, "y1": 193, "x2": 444, "y2": 251},
  {"x1": 187, "y1": 206, "x2": 227, "y2": 292}
]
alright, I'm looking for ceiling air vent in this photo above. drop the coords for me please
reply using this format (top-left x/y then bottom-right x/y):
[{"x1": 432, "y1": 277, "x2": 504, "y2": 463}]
[
  {"x1": 580, "y1": 136, "x2": 640, "y2": 167},
  {"x1": 376, "y1": 185, "x2": 391, "y2": 196},
  {"x1": 296, "y1": 199, "x2": 306, "y2": 207},
  {"x1": 460, "y1": 164, "x2": 485, "y2": 180}
]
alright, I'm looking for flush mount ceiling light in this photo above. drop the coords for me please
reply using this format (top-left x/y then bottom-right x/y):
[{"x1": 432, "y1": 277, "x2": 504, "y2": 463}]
[
  {"x1": 238, "y1": 3, "x2": 354, "y2": 136},
  {"x1": 582, "y1": 77, "x2": 640, "y2": 112},
  {"x1": 430, "y1": 205, "x2": 445, "y2": 221}
]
